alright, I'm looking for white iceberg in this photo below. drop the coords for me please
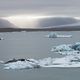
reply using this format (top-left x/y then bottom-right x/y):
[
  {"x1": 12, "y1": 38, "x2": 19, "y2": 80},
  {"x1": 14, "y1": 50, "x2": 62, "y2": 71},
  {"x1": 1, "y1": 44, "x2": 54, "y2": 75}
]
[
  {"x1": 51, "y1": 42, "x2": 80, "y2": 55},
  {"x1": 3, "y1": 59, "x2": 41, "y2": 70},
  {"x1": 45, "y1": 32, "x2": 72, "y2": 38},
  {"x1": 51, "y1": 44, "x2": 73, "y2": 52}
]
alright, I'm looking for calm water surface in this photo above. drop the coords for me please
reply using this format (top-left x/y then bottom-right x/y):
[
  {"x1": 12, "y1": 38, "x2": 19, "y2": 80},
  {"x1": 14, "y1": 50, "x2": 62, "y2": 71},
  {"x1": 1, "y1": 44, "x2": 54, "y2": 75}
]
[{"x1": 0, "y1": 31, "x2": 80, "y2": 80}]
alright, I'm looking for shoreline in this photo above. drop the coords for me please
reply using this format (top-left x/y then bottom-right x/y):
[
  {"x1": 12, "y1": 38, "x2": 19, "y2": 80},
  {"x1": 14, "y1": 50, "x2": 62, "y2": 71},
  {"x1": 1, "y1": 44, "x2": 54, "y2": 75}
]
[{"x1": 0, "y1": 27, "x2": 80, "y2": 32}]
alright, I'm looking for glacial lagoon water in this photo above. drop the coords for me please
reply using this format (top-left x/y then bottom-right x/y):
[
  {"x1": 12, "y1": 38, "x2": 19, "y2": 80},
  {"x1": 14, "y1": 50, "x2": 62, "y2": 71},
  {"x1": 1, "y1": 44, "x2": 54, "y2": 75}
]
[{"x1": 0, "y1": 31, "x2": 80, "y2": 80}]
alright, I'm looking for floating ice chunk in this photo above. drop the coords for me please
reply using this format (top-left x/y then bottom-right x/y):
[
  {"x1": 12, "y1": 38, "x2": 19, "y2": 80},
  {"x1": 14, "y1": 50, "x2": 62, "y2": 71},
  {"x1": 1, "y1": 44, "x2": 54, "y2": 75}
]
[
  {"x1": 46, "y1": 32, "x2": 57, "y2": 38},
  {"x1": 71, "y1": 42, "x2": 80, "y2": 51},
  {"x1": 76, "y1": 45, "x2": 80, "y2": 51},
  {"x1": 45, "y1": 32, "x2": 72, "y2": 38},
  {"x1": 38, "y1": 57, "x2": 54, "y2": 67},
  {"x1": 51, "y1": 44, "x2": 73, "y2": 52},
  {"x1": 51, "y1": 42, "x2": 80, "y2": 55},
  {"x1": 39, "y1": 54, "x2": 80, "y2": 67},
  {"x1": 3, "y1": 59, "x2": 41, "y2": 70},
  {"x1": 4, "y1": 61, "x2": 33, "y2": 69},
  {"x1": 57, "y1": 51, "x2": 80, "y2": 55},
  {"x1": 2, "y1": 55, "x2": 80, "y2": 70},
  {"x1": 41, "y1": 54, "x2": 80, "y2": 67}
]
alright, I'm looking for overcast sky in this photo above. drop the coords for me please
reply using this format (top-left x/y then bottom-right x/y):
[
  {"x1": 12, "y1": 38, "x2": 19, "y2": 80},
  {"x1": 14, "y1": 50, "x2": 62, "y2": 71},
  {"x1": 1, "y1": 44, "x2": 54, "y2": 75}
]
[{"x1": 0, "y1": 0, "x2": 80, "y2": 16}]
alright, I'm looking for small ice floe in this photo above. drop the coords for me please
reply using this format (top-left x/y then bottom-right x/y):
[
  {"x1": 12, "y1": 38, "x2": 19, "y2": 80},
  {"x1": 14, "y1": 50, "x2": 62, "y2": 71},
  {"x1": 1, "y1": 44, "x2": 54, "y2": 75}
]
[
  {"x1": 1, "y1": 58, "x2": 41, "y2": 70},
  {"x1": 51, "y1": 42, "x2": 80, "y2": 55},
  {"x1": 45, "y1": 32, "x2": 72, "y2": 38},
  {"x1": 51, "y1": 44, "x2": 72, "y2": 52},
  {"x1": 39, "y1": 54, "x2": 80, "y2": 67}
]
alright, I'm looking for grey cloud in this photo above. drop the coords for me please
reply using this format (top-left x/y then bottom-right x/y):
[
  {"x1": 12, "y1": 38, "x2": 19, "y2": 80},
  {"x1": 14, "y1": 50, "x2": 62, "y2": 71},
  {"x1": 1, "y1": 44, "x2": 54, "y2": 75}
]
[
  {"x1": 0, "y1": 0, "x2": 80, "y2": 16},
  {"x1": 0, "y1": 0, "x2": 80, "y2": 10}
]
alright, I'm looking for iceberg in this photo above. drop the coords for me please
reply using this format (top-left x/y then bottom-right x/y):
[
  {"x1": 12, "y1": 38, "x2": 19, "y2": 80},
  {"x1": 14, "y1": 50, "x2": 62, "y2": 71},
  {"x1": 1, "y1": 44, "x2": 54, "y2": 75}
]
[
  {"x1": 3, "y1": 59, "x2": 41, "y2": 69},
  {"x1": 51, "y1": 44, "x2": 73, "y2": 52},
  {"x1": 0, "y1": 53, "x2": 80, "y2": 70},
  {"x1": 51, "y1": 42, "x2": 80, "y2": 55},
  {"x1": 2, "y1": 54, "x2": 80, "y2": 70},
  {"x1": 71, "y1": 42, "x2": 80, "y2": 50},
  {"x1": 45, "y1": 32, "x2": 72, "y2": 38}
]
